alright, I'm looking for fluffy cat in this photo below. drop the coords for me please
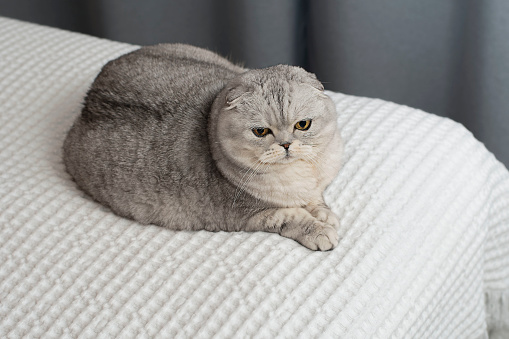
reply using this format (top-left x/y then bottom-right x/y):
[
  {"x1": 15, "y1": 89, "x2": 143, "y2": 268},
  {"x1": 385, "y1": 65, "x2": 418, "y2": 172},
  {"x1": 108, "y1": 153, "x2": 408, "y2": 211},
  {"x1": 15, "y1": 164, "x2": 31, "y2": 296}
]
[{"x1": 63, "y1": 44, "x2": 343, "y2": 251}]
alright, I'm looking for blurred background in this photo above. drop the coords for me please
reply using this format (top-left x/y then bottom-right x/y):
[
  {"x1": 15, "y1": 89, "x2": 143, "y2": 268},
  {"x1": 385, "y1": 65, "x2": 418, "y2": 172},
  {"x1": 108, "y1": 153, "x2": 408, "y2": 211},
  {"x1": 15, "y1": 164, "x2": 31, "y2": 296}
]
[{"x1": 1, "y1": 0, "x2": 508, "y2": 168}]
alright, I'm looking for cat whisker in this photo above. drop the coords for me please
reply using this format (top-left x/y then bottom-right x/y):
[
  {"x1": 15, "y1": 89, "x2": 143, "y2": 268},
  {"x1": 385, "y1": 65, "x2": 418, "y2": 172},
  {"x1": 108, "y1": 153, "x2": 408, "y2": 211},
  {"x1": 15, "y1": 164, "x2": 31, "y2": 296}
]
[
  {"x1": 232, "y1": 162, "x2": 260, "y2": 199},
  {"x1": 303, "y1": 153, "x2": 327, "y2": 178},
  {"x1": 232, "y1": 160, "x2": 265, "y2": 207},
  {"x1": 235, "y1": 161, "x2": 270, "y2": 206}
]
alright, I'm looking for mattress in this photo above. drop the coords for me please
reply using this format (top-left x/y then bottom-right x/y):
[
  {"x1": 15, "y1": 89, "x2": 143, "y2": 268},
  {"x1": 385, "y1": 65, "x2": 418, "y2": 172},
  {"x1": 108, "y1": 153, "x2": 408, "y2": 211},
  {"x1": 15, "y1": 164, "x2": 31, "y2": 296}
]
[{"x1": 1, "y1": 17, "x2": 508, "y2": 338}]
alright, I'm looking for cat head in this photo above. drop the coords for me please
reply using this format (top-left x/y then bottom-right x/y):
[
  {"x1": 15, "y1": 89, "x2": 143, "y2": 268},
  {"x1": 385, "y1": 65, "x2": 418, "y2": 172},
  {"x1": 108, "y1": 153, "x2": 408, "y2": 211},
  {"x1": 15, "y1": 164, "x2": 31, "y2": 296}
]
[{"x1": 209, "y1": 65, "x2": 339, "y2": 181}]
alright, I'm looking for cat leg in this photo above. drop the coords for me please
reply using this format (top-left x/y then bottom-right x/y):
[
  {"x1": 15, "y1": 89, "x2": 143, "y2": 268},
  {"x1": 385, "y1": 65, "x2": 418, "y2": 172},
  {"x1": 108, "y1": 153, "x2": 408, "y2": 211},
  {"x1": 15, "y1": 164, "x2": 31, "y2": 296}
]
[
  {"x1": 245, "y1": 208, "x2": 339, "y2": 251},
  {"x1": 305, "y1": 203, "x2": 340, "y2": 230}
]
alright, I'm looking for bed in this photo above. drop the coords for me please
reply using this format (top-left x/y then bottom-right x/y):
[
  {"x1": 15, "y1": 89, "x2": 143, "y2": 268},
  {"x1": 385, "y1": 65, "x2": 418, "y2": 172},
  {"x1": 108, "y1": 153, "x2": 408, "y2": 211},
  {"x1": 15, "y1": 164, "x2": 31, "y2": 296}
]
[{"x1": 1, "y1": 17, "x2": 508, "y2": 338}]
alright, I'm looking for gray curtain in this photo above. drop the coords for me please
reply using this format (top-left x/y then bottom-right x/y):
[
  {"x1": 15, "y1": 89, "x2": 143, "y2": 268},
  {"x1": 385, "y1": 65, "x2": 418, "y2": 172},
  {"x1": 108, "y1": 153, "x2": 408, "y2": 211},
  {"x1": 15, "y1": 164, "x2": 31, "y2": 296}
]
[{"x1": 2, "y1": 0, "x2": 508, "y2": 168}]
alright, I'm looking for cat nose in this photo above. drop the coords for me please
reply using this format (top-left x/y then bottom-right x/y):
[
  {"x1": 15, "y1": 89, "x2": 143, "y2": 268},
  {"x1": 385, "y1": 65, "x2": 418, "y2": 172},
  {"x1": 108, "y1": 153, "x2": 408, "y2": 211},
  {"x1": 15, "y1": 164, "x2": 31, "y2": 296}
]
[{"x1": 280, "y1": 142, "x2": 291, "y2": 150}]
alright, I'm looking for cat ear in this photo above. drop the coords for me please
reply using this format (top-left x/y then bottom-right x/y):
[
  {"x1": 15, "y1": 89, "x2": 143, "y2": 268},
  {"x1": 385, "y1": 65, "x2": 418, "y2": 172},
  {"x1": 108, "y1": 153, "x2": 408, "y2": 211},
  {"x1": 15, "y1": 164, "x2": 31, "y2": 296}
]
[
  {"x1": 224, "y1": 86, "x2": 246, "y2": 110},
  {"x1": 304, "y1": 73, "x2": 325, "y2": 92},
  {"x1": 301, "y1": 73, "x2": 329, "y2": 99}
]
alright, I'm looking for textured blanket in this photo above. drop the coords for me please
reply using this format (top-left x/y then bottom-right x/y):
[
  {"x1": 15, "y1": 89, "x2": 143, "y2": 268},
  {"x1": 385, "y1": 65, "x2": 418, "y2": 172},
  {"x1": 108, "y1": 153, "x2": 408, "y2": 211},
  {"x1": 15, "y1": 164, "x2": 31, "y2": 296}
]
[{"x1": 1, "y1": 17, "x2": 508, "y2": 338}]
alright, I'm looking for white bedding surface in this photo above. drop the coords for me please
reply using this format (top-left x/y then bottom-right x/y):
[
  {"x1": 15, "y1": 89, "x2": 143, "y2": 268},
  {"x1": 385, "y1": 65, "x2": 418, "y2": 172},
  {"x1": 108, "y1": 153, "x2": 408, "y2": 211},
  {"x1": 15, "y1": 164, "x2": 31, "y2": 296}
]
[{"x1": 1, "y1": 17, "x2": 508, "y2": 338}]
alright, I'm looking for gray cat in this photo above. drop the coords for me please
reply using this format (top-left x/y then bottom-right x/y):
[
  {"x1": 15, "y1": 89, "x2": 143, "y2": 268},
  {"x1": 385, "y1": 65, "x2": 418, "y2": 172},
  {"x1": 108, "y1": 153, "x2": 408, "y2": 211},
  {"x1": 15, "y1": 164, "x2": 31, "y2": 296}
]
[{"x1": 63, "y1": 44, "x2": 343, "y2": 251}]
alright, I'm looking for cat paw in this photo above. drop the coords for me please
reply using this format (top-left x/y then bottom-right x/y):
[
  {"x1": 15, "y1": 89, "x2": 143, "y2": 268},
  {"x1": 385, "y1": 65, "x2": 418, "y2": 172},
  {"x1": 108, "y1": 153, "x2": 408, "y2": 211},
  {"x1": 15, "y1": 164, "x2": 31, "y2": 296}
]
[
  {"x1": 307, "y1": 206, "x2": 340, "y2": 230},
  {"x1": 281, "y1": 220, "x2": 339, "y2": 251}
]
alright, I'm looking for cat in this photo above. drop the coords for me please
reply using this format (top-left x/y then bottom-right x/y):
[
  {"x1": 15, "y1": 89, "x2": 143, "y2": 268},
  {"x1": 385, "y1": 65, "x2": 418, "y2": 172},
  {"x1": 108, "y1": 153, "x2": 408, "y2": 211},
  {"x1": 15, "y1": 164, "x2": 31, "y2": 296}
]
[{"x1": 63, "y1": 43, "x2": 343, "y2": 251}]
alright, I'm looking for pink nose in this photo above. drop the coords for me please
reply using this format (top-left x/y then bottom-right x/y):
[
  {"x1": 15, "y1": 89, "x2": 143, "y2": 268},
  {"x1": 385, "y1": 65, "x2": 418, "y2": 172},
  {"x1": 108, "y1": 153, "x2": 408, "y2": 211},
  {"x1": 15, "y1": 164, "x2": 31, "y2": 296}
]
[{"x1": 280, "y1": 143, "x2": 291, "y2": 150}]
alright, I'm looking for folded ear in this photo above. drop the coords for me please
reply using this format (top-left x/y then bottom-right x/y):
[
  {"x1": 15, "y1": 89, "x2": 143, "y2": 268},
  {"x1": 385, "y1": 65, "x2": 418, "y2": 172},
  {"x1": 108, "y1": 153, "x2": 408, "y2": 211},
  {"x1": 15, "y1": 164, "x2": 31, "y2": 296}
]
[
  {"x1": 289, "y1": 66, "x2": 325, "y2": 92},
  {"x1": 225, "y1": 86, "x2": 245, "y2": 106},
  {"x1": 303, "y1": 72, "x2": 325, "y2": 92},
  {"x1": 223, "y1": 84, "x2": 250, "y2": 111}
]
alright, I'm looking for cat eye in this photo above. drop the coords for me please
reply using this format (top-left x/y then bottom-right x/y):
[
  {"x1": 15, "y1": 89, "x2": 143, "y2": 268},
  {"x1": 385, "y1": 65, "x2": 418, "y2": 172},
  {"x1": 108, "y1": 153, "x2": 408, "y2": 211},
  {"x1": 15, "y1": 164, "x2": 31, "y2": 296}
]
[
  {"x1": 295, "y1": 119, "x2": 312, "y2": 131},
  {"x1": 252, "y1": 127, "x2": 271, "y2": 137}
]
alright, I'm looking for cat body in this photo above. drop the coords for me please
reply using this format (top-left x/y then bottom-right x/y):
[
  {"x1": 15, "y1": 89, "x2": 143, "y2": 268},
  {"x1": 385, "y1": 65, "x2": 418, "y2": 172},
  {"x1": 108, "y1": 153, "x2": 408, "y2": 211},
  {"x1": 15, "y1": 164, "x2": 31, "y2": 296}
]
[{"x1": 64, "y1": 44, "x2": 343, "y2": 251}]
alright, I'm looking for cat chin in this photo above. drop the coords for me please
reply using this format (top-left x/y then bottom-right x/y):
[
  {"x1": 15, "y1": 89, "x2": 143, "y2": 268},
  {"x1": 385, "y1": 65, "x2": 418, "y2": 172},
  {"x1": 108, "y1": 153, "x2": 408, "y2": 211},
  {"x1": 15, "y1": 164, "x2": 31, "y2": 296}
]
[
  {"x1": 278, "y1": 156, "x2": 296, "y2": 164},
  {"x1": 259, "y1": 155, "x2": 314, "y2": 167},
  {"x1": 260, "y1": 156, "x2": 296, "y2": 165}
]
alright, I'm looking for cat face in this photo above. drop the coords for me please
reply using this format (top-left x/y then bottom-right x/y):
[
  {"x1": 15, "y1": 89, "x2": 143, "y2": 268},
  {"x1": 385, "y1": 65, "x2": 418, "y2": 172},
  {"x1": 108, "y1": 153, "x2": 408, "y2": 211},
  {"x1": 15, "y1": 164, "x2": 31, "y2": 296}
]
[{"x1": 212, "y1": 66, "x2": 338, "y2": 171}]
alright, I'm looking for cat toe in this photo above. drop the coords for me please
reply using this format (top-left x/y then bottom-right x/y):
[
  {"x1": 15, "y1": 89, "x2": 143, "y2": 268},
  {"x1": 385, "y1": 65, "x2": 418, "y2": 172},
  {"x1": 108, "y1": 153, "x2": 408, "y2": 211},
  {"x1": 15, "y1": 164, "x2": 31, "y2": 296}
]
[
  {"x1": 309, "y1": 207, "x2": 340, "y2": 229},
  {"x1": 294, "y1": 223, "x2": 339, "y2": 251},
  {"x1": 316, "y1": 224, "x2": 339, "y2": 251}
]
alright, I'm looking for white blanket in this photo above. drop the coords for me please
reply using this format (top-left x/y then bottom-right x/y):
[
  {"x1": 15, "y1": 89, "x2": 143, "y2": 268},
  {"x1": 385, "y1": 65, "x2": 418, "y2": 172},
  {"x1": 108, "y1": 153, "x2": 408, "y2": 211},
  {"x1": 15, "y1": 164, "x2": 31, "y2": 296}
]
[{"x1": 1, "y1": 17, "x2": 508, "y2": 338}]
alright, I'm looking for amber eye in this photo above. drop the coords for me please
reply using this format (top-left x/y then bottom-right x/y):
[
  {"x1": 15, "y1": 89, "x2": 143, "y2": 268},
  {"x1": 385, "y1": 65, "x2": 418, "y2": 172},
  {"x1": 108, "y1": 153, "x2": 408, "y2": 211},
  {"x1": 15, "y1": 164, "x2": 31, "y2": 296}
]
[
  {"x1": 295, "y1": 119, "x2": 311, "y2": 131},
  {"x1": 252, "y1": 127, "x2": 271, "y2": 137}
]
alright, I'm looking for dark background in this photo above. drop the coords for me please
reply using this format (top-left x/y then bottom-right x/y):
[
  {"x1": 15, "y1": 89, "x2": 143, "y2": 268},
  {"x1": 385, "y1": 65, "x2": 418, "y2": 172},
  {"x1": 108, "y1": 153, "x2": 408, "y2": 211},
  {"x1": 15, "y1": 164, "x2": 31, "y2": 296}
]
[{"x1": 1, "y1": 0, "x2": 508, "y2": 168}]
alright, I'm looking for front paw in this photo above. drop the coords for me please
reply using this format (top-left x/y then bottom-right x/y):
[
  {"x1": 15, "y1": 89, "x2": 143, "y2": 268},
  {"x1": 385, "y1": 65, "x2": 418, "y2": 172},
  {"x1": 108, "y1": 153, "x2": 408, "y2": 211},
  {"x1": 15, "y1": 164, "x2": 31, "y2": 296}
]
[
  {"x1": 281, "y1": 219, "x2": 339, "y2": 251},
  {"x1": 307, "y1": 206, "x2": 340, "y2": 229}
]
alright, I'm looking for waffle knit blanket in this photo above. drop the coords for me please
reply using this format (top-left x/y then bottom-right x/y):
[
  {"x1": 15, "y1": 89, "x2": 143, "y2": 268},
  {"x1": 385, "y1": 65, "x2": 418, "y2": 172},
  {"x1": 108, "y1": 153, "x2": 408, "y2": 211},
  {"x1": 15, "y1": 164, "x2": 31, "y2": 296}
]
[{"x1": 0, "y1": 17, "x2": 508, "y2": 338}]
